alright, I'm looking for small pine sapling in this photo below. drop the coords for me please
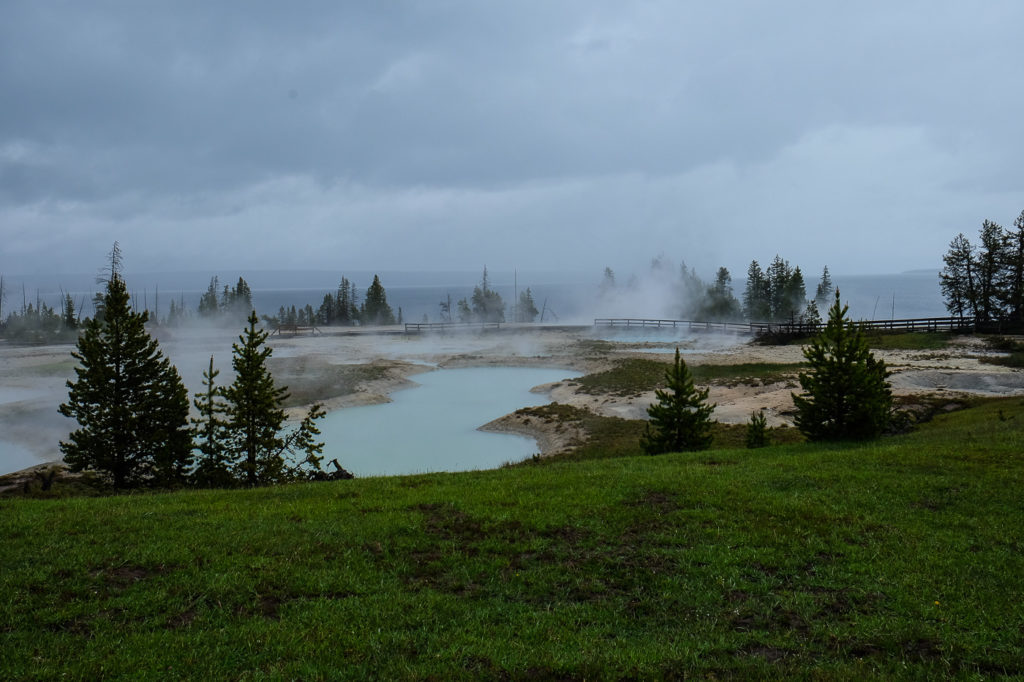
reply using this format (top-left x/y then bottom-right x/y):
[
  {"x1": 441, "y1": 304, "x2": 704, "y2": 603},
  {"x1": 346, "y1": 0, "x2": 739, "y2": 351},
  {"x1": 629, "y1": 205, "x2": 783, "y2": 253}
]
[
  {"x1": 640, "y1": 348, "x2": 716, "y2": 454},
  {"x1": 746, "y1": 410, "x2": 769, "y2": 449}
]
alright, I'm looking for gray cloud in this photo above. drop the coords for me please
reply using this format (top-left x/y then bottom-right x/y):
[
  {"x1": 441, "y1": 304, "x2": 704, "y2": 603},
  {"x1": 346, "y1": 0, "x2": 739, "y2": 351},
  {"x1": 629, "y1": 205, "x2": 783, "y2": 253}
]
[{"x1": 2, "y1": 1, "x2": 1023, "y2": 277}]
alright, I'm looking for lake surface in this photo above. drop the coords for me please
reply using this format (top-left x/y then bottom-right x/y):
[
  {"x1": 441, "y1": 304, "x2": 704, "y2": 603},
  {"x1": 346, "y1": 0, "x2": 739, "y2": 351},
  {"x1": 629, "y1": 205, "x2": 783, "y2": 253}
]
[{"x1": 318, "y1": 367, "x2": 578, "y2": 477}]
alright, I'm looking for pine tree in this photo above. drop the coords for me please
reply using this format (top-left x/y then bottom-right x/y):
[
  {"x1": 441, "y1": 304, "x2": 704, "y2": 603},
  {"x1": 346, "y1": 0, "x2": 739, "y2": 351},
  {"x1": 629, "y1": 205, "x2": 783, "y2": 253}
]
[
  {"x1": 226, "y1": 277, "x2": 253, "y2": 320},
  {"x1": 814, "y1": 266, "x2": 834, "y2": 307},
  {"x1": 222, "y1": 312, "x2": 325, "y2": 485},
  {"x1": 975, "y1": 219, "x2": 1008, "y2": 323},
  {"x1": 59, "y1": 266, "x2": 191, "y2": 489},
  {"x1": 1004, "y1": 210, "x2": 1024, "y2": 324},
  {"x1": 746, "y1": 410, "x2": 769, "y2": 449},
  {"x1": 940, "y1": 233, "x2": 977, "y2": 320},
  {"x1": 223, "y1": 312, "x2": 289, "y2": 486},
  {"x1": 456, "y1": 298, "x2": 472, "y2": 322},
  {"x1": 198, "y1": 276, "x2": 220, "y2": 317},
  {"x1": 675, "y1": 262, "x2": 707, "y2": 319},
  {"x1": 470, "y1": 267, "x2": 505, "y2": 322},
  {"x1": 318, "y1": 293, "x2": 336, "y2": 326},
  {"x1": 349, "y1": 280, "x2": 361, "y2": 324},
  {"x1": 702, "y1": 267, "x2": 742, "y2": 321},
  {"x1": 517, "y1": 288, "x2": 539, "y2": 322},
  {"x1": 792, "y1": 290, "x2": 893, "y2": 441},
  {"x1": 743, "y1": 260, "x2": 770, "y2": 321},
  {"x1": 337, "y1": 278, "x2": 352, "y2": 325},
  {"x1": 362, "y1": 275, "x2": 395, "y2": 325},
  {"x1": 62, "y1": 293, "x2": 77, "y2": 330},
  {"x1": 640, "y1": 349, "x2": 716, "y2": 454},
  {"x1": 766, "y1": 255, "x2": 793, "y2": 321},
  {"x1": 191, "y1": 356, "x2": 235, "y2": 487},
  {"x1": 150, "y1": 368, "x2": 194, "y2": 487},
  {"x1": 782, "y1": 265, "x2": 807, "y2": 322},
  {"x1": 802, "y1": 300, "x2": 822, "y2": 329}
]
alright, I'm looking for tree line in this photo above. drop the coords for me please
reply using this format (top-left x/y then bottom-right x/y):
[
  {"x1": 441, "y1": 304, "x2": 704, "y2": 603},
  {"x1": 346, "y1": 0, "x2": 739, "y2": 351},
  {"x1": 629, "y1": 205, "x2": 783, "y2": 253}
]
[
  {"x1": 0, "y1": 274, "x2": 84, "y2": 343},
  {"x1": 940, "y1": 210, "x2": 1024, "y2": 325},
  {"x1": 59, "y1": 245, "x2": 336, "y2": 491},
  {"x1": 599, "y1": 256, "x2": 834, "y2": 324}
]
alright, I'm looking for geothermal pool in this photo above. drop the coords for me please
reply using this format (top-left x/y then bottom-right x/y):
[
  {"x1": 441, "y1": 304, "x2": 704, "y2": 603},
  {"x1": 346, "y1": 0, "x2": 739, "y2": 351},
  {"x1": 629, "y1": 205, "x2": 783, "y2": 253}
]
[{"x1": 318, "y1": 366, "x2": 578, "y2": 477}]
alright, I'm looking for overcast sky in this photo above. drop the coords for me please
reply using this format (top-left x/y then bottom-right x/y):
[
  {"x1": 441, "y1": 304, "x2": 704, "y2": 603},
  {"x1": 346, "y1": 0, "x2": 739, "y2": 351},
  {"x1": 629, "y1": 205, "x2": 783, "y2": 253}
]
[{"x1": 2, "y1": 1, "x2": 1023, "y2": 280}]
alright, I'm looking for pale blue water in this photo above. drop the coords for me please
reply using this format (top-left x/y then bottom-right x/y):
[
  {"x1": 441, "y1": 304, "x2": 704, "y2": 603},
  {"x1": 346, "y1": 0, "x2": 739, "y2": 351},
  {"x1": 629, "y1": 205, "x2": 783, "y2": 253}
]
[{"x1": 319, "y1": 367, "x2": 579, "y2": 477}]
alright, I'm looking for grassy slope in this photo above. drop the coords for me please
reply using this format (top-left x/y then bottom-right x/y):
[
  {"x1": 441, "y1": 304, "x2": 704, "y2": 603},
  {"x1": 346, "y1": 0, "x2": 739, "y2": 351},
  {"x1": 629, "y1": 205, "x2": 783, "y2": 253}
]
[{"x1": 3, "y1": 400, "x2": 1024, "y2": 679}]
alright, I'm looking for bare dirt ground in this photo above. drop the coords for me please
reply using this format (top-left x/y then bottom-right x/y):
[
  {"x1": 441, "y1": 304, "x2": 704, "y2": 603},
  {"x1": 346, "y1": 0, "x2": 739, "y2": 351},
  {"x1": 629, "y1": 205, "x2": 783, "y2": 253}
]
[{"x1": 2, "y1": 325, "x2": 1022, "y2": 482}]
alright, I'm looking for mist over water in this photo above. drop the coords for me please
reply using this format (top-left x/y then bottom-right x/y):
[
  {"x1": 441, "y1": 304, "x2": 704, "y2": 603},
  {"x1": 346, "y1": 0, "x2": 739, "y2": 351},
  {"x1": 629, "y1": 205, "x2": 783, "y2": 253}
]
[
  {"x1": 5, "y1": 269, "x2": 946, "y2": 327},
  {"x1": 0, "y1": 269, "x2": 948, "y2": 477}
]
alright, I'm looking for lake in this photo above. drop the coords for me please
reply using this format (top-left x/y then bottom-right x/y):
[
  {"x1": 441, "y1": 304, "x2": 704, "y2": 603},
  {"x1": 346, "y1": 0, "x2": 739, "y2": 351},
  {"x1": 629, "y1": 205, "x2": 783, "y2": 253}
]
[{"x1": 317, "y1": 366, "x2": 579, "y2": 477}]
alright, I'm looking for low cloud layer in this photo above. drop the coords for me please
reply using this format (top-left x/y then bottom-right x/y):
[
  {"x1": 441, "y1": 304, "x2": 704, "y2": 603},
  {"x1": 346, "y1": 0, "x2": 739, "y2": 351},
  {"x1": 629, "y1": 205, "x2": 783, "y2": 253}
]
[{"x1": 2, "y1": 2, "x2": 1023, "y2": 277}]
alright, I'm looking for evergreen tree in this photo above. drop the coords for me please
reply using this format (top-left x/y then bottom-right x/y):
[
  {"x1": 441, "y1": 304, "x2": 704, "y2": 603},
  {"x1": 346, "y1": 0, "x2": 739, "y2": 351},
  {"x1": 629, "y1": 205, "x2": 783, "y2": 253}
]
[
  {"x1": 470, "y1": 267, "x2": 505, "y2": 322},
  {"x1": 318, "y1": 293, "x2": 335, "y2": 326},
  {"x1": 975, "y1": 219, "x2": 1008, "y2": 322},
  {"x1": 676, "y1": 262, "x2": 707, "y2": 319},
  {"x1": 1005, "y1": 210, "x2": 1024, "y2": 324},
  {"x1": 940, "y1": 233, "x2": 977, "y2": 319},
  {"x1": 336, "y1": 278, "x2": 352, "y2": 325},
  {"x1": 62, "y1": 293, "x2": 77, "y2": 330},
  {"x1": 150, "y1": 368, "x2": 193, "y2": 487},
  {"x1": 222, "y1": 312, "x2": 325, "y2": 486},
  {"x1": 227, "y1": 277, "x2": 253, "y2": 320},
  {"x1": 640, "y1": 349, "x2": 715, "y2": 454},
  {"x1": 456, "y1": 298, "x2": 472, "y2": 322},
  {"x1": 362, "y1": 275, "x2": 395, "y2": 325},
  {"x1": 814, "y1": 266, "x2": 834, "y2": 307},
  {"x1": 702, "y1": 267, "x2": 742, "y2": 321},
  {"x1": 743, "y1": 260, "x2": 770, "y2": 321},
  {"x1": 792, "y1": 290, "x2": 893, "y2": 441},
  {"x1": 746, "y1": 410, "x2": 769, "y2": 449},
  {"x1": 517, "y1": 288, "x2": 539, "y2": 322},
  {"x1": 198, "y1": 276, "x2": 220, "y2": 317},
  {"x1": 781, "y1": 265, "x2": 807, "y2": 322},
  {"x1": 766, "y1": 255, "x2": 793, "y2": 321},
  {"x1": 802, "y1": 300, "x2": 822, "y2": 328},
  {"x1": 223, "y1": 312, "x2": 288, "y2": 486},
  {"x1": 191, "y1": 356, "x2": 235, "y2": 488},
  {"x1": 59, "y1": 268, "x2": 191, "y2": 489}
]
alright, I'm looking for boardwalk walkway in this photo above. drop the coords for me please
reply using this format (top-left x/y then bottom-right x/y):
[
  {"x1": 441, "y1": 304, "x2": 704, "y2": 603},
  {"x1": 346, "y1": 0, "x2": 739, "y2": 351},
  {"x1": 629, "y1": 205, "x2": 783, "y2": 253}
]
[
  {"x1": 404, "y1": 322, "x2": 502, "y2": 334},
  {"x1": 270, "y1": 324, "x2": 322, "y2": 336},
  {"x1": 593, "y1": 316, "x2": 980, "y2": 337}
]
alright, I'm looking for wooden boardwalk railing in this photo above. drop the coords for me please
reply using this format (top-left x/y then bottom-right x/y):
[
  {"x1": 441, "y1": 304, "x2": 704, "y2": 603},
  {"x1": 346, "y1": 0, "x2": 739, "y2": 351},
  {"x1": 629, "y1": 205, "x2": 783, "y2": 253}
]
[
  {"x1": 593, "y1": 318, "x2": 765, "y2": 334},
  {"x1": 594, "y1": 316, "x2": 979, "y2": 336},
  {"x1": 404, "y1": 322, "x2": 502, "y2": 334},
  {"x1": 271, "y1": 324, "x2": 322, "y2": 336}
]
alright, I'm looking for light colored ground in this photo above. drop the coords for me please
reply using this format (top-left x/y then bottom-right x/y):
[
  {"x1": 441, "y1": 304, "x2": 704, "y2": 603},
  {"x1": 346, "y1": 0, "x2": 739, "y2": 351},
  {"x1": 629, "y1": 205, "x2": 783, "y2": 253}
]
[{"x1": 2, "y1": 326, "x2": 1022, "y2": 476}]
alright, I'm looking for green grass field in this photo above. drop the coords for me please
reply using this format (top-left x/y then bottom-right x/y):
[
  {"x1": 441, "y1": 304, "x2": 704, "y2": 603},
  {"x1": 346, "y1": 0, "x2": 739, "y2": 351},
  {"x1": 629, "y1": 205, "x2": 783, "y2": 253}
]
[{"x1": 3, "y1": 397, "x2": 1023, "y2": 679}]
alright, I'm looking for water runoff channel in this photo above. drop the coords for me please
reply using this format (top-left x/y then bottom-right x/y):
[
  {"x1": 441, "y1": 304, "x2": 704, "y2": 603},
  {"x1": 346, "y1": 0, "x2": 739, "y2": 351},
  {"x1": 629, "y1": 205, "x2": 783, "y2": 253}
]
[{"x1": 318, "y1": 366, "x2": 580, "y2": 477}]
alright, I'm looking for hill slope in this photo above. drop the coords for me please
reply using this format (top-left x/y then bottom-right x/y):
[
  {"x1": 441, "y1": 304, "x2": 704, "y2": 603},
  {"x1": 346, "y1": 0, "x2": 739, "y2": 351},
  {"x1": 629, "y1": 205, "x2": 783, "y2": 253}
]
[{"x1": 3, "y1": 399, "x2": 1023, "y2": 679}]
